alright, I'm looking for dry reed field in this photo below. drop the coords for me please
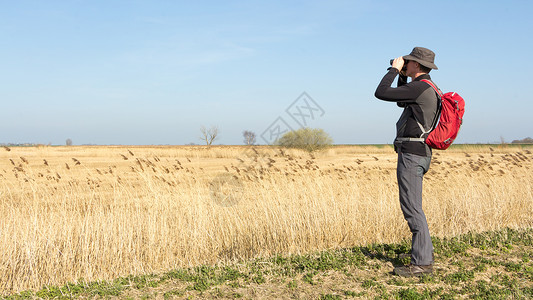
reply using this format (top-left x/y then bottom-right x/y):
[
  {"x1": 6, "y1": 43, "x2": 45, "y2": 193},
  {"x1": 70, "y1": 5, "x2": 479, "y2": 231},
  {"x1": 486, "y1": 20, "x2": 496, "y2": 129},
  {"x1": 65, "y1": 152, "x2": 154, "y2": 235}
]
[{"x1": 0, "y1": 144, "x2": 532, "y2": 294}]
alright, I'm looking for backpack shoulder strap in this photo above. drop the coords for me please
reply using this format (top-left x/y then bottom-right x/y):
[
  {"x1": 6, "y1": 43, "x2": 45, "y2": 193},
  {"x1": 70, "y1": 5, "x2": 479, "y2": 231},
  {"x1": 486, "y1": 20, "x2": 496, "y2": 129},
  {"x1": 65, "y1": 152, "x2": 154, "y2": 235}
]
[
  {"x1": 420, "y1": 79, "x2": 443, "y2": 97},
  {"x1": 420, "y1": 79, "x2": 443, "y2": 133}
]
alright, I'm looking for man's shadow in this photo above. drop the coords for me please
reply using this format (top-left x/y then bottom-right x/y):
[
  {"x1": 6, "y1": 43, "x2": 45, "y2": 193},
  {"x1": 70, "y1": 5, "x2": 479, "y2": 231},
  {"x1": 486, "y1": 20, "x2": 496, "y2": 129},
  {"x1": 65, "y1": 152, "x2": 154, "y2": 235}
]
[{"x1": 358, "y1": 241, "x2": 411, "y2": 275}]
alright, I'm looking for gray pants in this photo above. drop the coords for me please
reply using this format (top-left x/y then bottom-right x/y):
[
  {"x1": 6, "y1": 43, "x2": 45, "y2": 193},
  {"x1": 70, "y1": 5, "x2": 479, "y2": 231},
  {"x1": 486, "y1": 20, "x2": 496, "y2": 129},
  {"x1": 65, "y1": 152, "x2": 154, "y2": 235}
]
[{"x1": 397, "y1": 152, "x2": 433, "y2": 266}]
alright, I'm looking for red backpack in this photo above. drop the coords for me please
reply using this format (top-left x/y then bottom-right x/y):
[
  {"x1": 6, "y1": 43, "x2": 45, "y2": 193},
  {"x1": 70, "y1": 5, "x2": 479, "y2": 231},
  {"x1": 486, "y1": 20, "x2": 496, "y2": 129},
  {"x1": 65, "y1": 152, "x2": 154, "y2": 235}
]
[{"x1": 420, "y1": 79, "x2": 465, "y2": 150}]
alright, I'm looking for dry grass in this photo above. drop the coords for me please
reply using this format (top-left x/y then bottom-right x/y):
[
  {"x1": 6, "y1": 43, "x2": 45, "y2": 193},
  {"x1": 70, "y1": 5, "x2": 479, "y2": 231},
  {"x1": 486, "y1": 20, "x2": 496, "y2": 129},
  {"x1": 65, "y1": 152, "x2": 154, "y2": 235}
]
[{"x1": 0, "y1": 144, "x2": 532, "y2": 294}]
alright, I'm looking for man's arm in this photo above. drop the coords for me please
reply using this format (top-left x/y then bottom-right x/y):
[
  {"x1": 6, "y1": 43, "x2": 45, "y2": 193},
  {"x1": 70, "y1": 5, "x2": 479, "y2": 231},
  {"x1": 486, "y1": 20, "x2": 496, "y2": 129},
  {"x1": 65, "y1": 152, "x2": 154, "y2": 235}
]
[
  {"x1": 374, "y1": 68, "x2": 419, "y2": 103},
  {"x1": 396, "y1": 74, "x2": 409, "y2": 107}
]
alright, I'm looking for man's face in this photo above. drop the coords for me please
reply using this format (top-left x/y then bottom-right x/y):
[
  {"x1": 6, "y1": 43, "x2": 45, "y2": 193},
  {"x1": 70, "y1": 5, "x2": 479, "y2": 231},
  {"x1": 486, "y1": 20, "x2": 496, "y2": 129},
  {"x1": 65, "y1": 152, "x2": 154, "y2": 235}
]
[
  {"x1": 404, "y1": 60, "x2": 422, "y2": 78},
  {"x1": 404, "y1": 60, "x2": 415, "y2": 77}
]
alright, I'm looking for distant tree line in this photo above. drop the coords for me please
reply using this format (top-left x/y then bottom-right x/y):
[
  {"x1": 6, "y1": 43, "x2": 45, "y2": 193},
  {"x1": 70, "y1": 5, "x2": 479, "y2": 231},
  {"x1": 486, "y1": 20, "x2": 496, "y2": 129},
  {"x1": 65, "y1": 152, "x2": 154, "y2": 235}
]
[
  {"x1": 0, "y1": 143, "x2": 40, "y2": 147},
  {"x1": 512, "y1": 137, "x2": 533, "y2": 144}
]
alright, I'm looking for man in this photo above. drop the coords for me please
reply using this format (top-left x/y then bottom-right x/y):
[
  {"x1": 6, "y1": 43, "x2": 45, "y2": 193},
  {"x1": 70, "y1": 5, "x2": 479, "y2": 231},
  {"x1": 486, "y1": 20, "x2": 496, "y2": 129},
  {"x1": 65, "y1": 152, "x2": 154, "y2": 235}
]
[{"x1": 374, "y1": 47, "x2": 440, "y2": 277}]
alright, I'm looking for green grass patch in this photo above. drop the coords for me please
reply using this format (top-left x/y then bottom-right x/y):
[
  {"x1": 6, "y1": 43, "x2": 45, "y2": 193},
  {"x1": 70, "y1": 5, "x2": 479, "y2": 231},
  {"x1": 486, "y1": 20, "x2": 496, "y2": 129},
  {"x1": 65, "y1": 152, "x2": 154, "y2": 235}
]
[{"x1": 5, "y1": 227, "x2": 533, "y2": 299}]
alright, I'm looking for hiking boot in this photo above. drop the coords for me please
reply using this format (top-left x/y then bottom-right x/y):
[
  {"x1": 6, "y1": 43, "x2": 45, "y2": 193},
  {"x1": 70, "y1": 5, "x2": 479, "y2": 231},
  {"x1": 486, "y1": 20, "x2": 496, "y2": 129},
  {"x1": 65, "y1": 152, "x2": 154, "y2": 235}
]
[
  {"x1": 397, "y1": 253, "x2": 435, "y2": 263},
  {"x1": 393, "y1": 264, "x2": 433, "y2": 277}
]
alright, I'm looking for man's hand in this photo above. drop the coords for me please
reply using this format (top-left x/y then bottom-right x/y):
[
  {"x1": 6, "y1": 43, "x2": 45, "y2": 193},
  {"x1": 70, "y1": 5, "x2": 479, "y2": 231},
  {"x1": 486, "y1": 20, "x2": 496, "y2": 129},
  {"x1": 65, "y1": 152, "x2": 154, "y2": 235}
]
[{"x1": 391, "y1": 57, "x2": 404, "y2": 72}]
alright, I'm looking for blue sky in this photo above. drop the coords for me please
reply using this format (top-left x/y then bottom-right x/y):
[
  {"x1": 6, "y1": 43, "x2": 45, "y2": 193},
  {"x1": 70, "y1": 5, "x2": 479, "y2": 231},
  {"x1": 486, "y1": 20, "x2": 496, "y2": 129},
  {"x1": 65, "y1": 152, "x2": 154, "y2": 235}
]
[{"x1": 1, "y1": 0, "x2": 532, "y2": 145}]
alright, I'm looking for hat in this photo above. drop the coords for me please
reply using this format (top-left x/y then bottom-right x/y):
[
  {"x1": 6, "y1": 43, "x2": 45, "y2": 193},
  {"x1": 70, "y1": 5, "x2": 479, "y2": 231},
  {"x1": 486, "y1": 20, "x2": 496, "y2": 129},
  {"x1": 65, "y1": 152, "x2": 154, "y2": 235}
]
[{"x1": 403, "y1": 47, "x2": 438, "y2": 70}]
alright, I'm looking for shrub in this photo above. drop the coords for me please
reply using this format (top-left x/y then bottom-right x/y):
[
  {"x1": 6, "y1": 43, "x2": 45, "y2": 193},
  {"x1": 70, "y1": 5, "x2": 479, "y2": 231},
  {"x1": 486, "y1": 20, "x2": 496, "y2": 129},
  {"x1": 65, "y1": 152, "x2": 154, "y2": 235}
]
[{"x1": 275, "y1": 128, "x2": 333, "y2": 152}]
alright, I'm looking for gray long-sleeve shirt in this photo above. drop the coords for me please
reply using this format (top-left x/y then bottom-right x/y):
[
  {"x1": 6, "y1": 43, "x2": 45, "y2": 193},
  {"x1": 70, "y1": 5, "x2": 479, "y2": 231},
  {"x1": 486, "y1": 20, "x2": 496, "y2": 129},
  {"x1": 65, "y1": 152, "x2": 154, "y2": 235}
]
[{"x1": 375, "y1": 68, "x2": 439, "y2": 156}]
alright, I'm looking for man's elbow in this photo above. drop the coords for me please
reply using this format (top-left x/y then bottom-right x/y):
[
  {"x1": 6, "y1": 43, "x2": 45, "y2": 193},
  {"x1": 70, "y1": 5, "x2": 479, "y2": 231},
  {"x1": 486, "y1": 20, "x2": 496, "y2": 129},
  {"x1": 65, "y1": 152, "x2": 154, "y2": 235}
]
[{"x1": 374, "y1": 89, "x2": 385, "y2": 100}]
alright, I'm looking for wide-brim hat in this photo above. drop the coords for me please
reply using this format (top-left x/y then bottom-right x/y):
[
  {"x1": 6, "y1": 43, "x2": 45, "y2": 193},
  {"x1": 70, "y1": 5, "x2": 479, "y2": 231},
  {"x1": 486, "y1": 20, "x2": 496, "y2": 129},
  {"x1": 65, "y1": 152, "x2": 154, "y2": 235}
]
[{"x1": 403, "y1": 47, "x2": 438, "y2": 70}]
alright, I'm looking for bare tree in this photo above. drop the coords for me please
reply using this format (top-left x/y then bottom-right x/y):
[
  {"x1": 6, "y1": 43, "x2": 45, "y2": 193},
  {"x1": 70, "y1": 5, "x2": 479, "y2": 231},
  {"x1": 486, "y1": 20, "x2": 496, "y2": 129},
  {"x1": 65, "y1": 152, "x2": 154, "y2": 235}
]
[
  {"x1": 500, "y1": 136, "x2": 507, "y2": 145},
  {"x1": 200, "y1": 125, "x2": 219, "y2": 146},
  {"x1": 66, "y1": 138, "x2": 73, "y2": 146},
  {"x1": 243, "y1": 130, "x2": 256, "y2": 145}
]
